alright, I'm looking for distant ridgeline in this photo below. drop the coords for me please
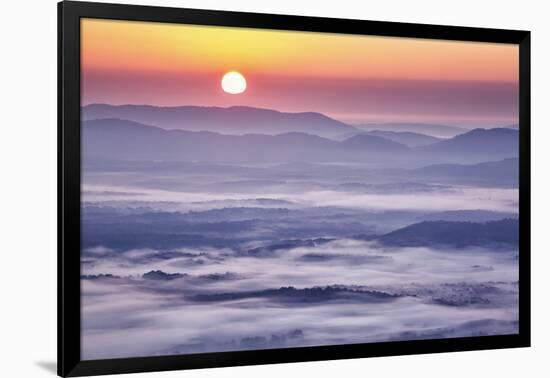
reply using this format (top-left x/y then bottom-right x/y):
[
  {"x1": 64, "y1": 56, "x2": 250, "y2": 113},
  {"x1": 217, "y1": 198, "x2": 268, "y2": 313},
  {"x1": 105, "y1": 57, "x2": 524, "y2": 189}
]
[
  {"x1": 375, "y1": 219, "x2": 519, "y2": 248},
  {"x1": 81, "y1": 105, "x2": 519, "y2": 169}
]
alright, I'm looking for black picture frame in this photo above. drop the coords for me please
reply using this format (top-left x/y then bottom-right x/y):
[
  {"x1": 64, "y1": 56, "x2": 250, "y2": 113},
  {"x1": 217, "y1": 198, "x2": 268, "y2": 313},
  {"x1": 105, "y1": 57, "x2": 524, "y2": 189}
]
[{"x1": 58, "y1": 1, "x2": 531, "y2": 376}]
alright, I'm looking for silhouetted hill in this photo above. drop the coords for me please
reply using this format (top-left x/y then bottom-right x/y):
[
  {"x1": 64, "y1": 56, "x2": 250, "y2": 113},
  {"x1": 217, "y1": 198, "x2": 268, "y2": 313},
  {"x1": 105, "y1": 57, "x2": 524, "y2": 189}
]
[
  {"x1": 83, "y1": 119, "x2": 518, "y2": 166},
  {"x1": 82, "y1": 118, "x2": 411, "y2": 163},
  {"x1": 341, "y1": 134, "x2": 411, "y2": 152},
  {"x1": 337, "y1": 130, "x2": 442, "y2": 147},
  {"x1": 191, "y1": 286, "x2": 398, "y2": 303},
  {"x1": 142, "y1": 270, "x2": 186, "y2": 280},
  {"x1": 377, "y1": 219, "x2": 519, "y2": 248},
  {"x1": 365, "y1": 130, "x2": 442, "y2": 147},
  {"x1": 411, "y1": 158, "x2": 518, "y2": 187},
  {"x1": 82, "y1": 104, "x2": 358, "y2": 138},
  {"x1": 418, "y1": 128, "x2": 518, "y2": 161},
  {"x1": 354, "y1": 122, "x2": 466, "y2": 138}
]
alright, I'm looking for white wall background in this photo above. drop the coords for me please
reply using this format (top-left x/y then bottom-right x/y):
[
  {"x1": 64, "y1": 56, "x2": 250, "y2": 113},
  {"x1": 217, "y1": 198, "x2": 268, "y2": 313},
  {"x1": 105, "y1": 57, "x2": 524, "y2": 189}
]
[{"x1": 1, "y1": 0, "x2": 548, "y2": 376}]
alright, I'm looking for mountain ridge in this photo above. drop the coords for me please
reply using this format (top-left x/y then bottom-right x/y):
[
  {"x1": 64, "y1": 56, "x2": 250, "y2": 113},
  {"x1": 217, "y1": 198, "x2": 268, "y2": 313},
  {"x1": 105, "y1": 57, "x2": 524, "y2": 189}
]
[
  {"x1": 377, "y1": 219, "x2": 519, "y2": 248},
  {"x1": 82, "y1": 103, "x2": 358, "y2": 138},
  {"x1": 82, "y1": 118, "x2": 409, "y2": 163},
  {"x1": 354, "y1": 122, "x2": 467, "y2": 138},
  {"x1": 417, "y1": 128, "x2": 518, "y2": 162},
  {"x1": 83, "y1": 119, "x2": 519, "y2": 165}
]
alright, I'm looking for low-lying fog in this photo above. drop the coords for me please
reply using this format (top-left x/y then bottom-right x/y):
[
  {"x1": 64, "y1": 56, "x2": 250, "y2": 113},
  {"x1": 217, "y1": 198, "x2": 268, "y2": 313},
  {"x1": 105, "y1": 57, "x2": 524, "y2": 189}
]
[{"x1": 81, "y1": 161, "x2": 519, "y2": 360}]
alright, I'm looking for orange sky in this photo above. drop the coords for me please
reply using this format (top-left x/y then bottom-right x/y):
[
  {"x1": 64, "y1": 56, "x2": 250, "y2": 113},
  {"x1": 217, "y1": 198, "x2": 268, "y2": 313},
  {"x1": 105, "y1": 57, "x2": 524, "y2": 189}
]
[
  {"x1": 82, "y1": 18, "x2": 518, "y2": 82},
  {"x1": 81, "y1": 18, "x2": 519, "y2": 126}
]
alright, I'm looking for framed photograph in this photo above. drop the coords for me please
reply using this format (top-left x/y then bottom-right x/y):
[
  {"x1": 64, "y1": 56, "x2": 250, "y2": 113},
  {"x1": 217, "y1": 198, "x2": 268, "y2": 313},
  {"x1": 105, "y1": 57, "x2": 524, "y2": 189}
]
[{"x1": 58, "y1": 1, "x2": 530, "y2": 376}]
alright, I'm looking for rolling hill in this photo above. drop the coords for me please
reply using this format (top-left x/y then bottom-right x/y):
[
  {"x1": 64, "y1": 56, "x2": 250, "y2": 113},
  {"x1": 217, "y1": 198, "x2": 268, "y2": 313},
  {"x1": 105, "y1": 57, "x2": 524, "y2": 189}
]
[
  {"x1": 354, "y1": 122, "x2": 466, "y2": 138},
  {"x1": 410, "y1": 158, "x2": 519, "y2": 187},
  {"x1": 418, "y1": 128, "x2": 518, "y2": 161},
  {"x1": 82, "y1": 118, "x2": 520, "y2": 168},
  {"x1": 377, "y1": 219, "x2": 519, "y2": 248},
  {"x1": 82, "y1": 104, "x2": 358, "y2": 138},
  {"x1": 341, "y1": 134, "x2": 411, "y2": 152},
  {"x1": 364, "y1": 130, "x2": 443, "y2": 147},
  {"x1": 82, "y1": 118, "x2": 412, "y2": 163}
]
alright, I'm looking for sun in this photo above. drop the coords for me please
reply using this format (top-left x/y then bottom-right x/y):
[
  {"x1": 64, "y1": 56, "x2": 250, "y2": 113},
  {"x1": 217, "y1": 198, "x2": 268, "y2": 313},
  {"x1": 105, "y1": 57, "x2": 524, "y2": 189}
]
[{"x1": 221, "y1": 71, "x2": 247, "y2": 94}]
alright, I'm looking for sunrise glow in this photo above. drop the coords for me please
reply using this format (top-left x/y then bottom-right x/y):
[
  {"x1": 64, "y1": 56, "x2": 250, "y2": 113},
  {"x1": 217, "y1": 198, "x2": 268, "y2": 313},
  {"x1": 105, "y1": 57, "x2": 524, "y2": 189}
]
[{"x1": 81, "y1": 18, "x2": 519, "y2": 126}]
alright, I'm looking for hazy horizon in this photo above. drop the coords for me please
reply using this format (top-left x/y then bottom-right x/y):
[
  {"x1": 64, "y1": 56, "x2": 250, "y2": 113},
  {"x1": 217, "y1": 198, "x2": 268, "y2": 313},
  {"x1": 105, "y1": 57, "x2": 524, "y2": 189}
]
[
  {"x1": 82, "y1": 19, "x2": 519, "y2": 127},
  {"x1": 81, "y1": 102, "x2": 517, "y2": 130}
]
